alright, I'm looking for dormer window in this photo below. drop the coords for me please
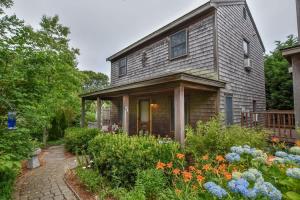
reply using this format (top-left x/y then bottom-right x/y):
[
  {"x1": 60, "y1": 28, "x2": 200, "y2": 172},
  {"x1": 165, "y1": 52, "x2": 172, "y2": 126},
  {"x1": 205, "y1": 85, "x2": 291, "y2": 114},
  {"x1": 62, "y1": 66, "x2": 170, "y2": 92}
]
[
  {"x1": 119, "y1": 57, "x2": 127, "y2": 77},
  {"x1": 169, "y1": 29, "x2": 188, "y2": 60}
]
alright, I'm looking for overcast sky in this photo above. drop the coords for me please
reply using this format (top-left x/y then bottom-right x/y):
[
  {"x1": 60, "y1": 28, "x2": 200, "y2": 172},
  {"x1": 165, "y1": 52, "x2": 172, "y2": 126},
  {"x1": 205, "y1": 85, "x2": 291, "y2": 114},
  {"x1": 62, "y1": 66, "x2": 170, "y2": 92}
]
[{"x1": 5, "y1": 0, "x2": 298, "y2": 76}]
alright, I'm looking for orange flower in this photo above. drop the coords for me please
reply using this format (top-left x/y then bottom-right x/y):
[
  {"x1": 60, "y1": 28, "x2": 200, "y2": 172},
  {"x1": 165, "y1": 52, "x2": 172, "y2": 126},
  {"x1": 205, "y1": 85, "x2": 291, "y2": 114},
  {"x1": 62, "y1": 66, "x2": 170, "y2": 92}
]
[
  {"x1": 212, "y1": 168, "x2": 219, "y2": 175},
  {"x1": 196, "y1": 175, "x2": 205, "y2": 183},
  {"x1": 196, "y1": 169, "x2": 202, "y2": 175},
  {"x1": 175, "y1": 189, "x2": 182, "y2": 195},
  {"x1": 192, "y1": 184, "x2": 198, "y2": 190},
  {"x1": 166, "y1": 162, "x2": 173, "y2": 168},
  {"x1": 203, "y1": 164, "x2": 211, "y2": 171},
  {"x1": 202, "y1": 154, "x2": 209, "y2": 160},
  {"x1": 182, "y1": 171, "x2": 193, "y2": 182},
  {"x1": 176, "y1": 153, "x2": 185, "y2": 160},
  {"x1": 271, "y1": 136, "x2": 280, "y2": 143},
  {"x1": 189, "y1": 166, "x2": 196, "y2": 171},
  {"x1": 296, "y1": 140, "x2": 300, "y2": 147},
  {"x1": 267, "y1": 155, "x2": 275, "y2": 164},
  {"x1": 173, "y1": 168, "x2": 181, "y2": 175},
  {"x1": 216, "y1": 155, "x2": 225, "y2": 162},
  {"x1": 218, "y1": 164, "x2": 227, "y2": 172},
  {"x1": 223, "y1": 172, "x2": 232, "y2": 180},
  {"x1": 156, "y1": 161, "x2": 166, "y2": 170}
]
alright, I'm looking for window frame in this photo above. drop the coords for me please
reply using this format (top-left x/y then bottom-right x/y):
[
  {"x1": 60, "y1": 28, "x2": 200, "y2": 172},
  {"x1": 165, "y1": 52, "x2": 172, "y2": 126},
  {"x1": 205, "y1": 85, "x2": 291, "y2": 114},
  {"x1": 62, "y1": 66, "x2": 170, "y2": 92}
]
[
  {"x1": 243, "y1": 39, "x2": 250, "y2": 59},
  {"x1": 243, "y1": 7, "x2": 247, "y2": 20},
  {"x1": 225, "y1": 94, "x2": 234, "y2": 126},
  {"x1": 118, "y1": 57, "x2": 127, "y2": 77},
  {"x1": 169, "y1": 29, "x2": 189, "y2": 60}
]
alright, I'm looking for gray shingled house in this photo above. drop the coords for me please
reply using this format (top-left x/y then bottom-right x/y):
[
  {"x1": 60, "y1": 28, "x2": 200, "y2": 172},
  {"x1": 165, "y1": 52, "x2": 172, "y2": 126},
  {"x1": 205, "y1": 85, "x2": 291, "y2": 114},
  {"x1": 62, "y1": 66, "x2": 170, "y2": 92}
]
[{"x1": 80, "y1": 0, "x2": 266, "y2": 146}]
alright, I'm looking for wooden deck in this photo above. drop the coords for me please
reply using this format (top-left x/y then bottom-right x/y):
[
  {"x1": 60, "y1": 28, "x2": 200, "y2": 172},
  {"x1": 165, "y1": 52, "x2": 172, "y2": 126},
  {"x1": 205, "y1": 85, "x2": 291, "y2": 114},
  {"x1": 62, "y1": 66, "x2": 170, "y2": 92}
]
[{"x1": 241, "y1": 111, "x2": 298, "y2": 143}]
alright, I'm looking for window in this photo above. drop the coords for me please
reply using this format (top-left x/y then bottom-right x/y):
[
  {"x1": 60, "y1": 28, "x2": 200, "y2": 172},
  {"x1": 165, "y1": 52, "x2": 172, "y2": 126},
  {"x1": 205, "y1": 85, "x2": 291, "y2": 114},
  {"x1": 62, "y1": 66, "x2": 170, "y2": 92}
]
[
  {"x1": 253, "y1": 100, "x2": 257, "y2": 112},
  {"x1": 225, "y1": 95, "x2": 233, "y2": 126},
  {"x1": 243, "y1": 39, "x2": 249, "y2": 58},
  {"x1": 243, "y1": 7, "x2": 247, "y2": 20},
  {"x1": 170, "y1": 29, "x2": 188, "y2": 59},
  {"x1": 118, "y1": 57, "x2": 127, "y2": 77}
]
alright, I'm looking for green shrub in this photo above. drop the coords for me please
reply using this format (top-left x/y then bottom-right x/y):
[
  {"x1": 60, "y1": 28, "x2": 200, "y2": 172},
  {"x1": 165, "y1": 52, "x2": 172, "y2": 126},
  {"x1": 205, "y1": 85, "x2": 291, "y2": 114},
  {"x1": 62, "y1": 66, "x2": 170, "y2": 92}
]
[
  {"x1": 88, "y1": 134, "x2": 179, "y2": 187},
  {"x1": 135, "y1": 169, "x2": 166, "y2": 199},
  {"x1": 0, "y1": 128, "x2": 34, "y2": 200},
  {"x1": 76, "y1": 168, "x2": 103, "y2": 192},
  {"x1": 185, "y1": 117, "x2": 268, "y2": 156},
  {"x1": 64, "y1": 127, "x2": 100, "y2": 153}
]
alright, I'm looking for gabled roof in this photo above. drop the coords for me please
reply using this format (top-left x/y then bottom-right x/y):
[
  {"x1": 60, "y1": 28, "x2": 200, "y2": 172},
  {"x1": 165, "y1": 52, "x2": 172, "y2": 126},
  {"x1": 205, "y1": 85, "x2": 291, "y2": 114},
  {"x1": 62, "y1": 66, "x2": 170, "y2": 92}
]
[{"x1": 106, "y1": 0, "x2": 265, "y2": 61}]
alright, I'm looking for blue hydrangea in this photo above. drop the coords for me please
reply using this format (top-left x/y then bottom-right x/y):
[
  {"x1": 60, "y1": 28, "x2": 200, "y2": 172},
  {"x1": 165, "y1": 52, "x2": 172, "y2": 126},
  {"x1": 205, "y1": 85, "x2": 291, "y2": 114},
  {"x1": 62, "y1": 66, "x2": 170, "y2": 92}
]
[
  {"x1": 230, "y1": 146, "x2": 245, "y2": 154},
  {"x1": 242, "y1": 171, "x2": 256, "y2": 182},
  {"x1": 273, "y1": 157, "x2": 286, "y2": 164},
  {"x1": 204, "y1": 182, "x2": 228, "y2": 199},
  {"x1": 225, "y1": 153, "x2": 240, "y2": 163},
  {"x1": 228, "y1": 178, "x2": 257, "y2": 199},
  {"x1": 254, "y1": 181, "x2": 282, "y2": 200},
  {"x1": 286, "y1": 168, "x2": 300, "y2": 179},
  {"x1": 287, "y1": 154, "x2": 300, "y2": 164},
  {"x1": 275, "y1": 151, "x2": 288, "y2": 158},
  {"x1": 251, "y1": 149, "x2": 264, "y2": 158},
  {"x1": 289, "y1": 146, "x2": 300, "y2": 155}
]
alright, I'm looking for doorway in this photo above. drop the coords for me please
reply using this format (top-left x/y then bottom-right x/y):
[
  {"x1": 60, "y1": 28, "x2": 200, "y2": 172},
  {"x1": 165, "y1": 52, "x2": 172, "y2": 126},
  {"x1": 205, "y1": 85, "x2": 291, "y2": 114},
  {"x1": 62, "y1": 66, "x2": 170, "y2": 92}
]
[{"x1": 138, "y1": 99, "x2": 150, "y2": 134}]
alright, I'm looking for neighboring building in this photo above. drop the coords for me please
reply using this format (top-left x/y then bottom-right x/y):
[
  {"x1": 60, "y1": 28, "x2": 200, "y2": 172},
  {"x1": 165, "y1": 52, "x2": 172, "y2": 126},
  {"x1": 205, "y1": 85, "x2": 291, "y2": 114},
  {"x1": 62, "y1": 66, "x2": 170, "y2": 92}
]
[
  {"x1": 80, "y1": 0, "x2": 266, "y2": 146},
  {"x1": 282, "y1": 0, "x2": 300, "y2": 129}
]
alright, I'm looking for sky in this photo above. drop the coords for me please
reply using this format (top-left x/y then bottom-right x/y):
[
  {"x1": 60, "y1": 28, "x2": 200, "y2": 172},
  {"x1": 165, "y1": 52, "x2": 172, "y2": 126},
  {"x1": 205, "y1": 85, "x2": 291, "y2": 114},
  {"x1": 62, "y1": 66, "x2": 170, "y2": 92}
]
[{"x1": 5, "y1": 0, "x2": 298, "y2": 76}]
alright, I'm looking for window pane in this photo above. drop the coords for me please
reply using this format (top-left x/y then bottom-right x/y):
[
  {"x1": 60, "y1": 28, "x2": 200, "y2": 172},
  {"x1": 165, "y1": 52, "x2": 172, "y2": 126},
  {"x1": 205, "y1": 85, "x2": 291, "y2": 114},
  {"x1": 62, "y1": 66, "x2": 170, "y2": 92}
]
[
  {"x1": 119, "y1": 58, "x2": 127, "y2": 76},
  {"x1": 170, "y1": 30, "x2": 187, "y2": 59},
  {"x1": 119, "y1": 66, "x2": 126, "y2": 75},
  {"x1": 140, "y1": 100, "x2": 149, "y2": 123},
  {"x1": 171, "y1": 43, "x2": 187, "y2": 58},
  {"x1": 243, "y1": 40, "x2": 249, "y2": 56}
]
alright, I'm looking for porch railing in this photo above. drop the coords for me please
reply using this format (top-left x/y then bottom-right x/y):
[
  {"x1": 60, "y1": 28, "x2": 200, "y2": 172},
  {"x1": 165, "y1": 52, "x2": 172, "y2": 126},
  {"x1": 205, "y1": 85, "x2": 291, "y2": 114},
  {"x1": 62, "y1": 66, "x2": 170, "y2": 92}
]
[{"x1": 241, "y1": 111, "x2": 297, "y2": 142}]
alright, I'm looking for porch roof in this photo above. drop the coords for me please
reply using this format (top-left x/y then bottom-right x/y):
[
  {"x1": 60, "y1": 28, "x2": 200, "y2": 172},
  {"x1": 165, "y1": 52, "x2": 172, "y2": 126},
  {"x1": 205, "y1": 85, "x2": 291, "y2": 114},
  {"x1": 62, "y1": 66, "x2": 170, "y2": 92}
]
[{"x1": 80, "y1": 72, "x2": 226, "y2": 100}]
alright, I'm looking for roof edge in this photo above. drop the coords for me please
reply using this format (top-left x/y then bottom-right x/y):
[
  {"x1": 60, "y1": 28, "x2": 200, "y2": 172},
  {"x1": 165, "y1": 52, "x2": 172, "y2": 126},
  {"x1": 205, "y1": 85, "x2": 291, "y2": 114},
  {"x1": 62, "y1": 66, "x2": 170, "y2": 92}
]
[{"x1": 106, "y1": 1, "x2": 213, "y2": 62}]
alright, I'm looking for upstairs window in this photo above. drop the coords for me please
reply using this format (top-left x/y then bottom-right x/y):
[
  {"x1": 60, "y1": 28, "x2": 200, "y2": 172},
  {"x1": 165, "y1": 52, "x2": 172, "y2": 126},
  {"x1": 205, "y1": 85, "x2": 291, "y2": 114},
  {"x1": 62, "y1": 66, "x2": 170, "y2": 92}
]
[
  {"x1": 118, "y1": 57, "x2": 127, "y2": 77},
  {"x1": 170, "y1": 29, "x2": 188, "y2": 59},
  {"x1": 243, "y1": 7, "x2": 247, "y2": 20},
  {"x1": 243, "y1": 39, "x2": 250, "y2": 58}
]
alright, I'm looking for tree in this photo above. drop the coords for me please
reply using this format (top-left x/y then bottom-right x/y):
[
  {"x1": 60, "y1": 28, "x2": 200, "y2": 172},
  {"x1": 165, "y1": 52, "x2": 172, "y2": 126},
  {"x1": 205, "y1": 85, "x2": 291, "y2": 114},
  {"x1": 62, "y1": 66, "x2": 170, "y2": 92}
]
[
  {"x1": 264, "y1": 35, "x2": 298, "y2": 110},
  {"x1": 0, "y1": 1, "x2": 84, "y2": 143},
  {"x1": 82, "y1": 70, "x2": 109, "y2": 92}
]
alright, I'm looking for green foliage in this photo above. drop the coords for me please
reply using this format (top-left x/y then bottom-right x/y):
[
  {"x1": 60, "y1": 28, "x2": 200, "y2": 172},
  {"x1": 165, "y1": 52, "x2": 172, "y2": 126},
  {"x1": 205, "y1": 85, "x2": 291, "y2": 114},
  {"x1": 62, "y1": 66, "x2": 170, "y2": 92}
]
[
  {"x1": 0, "y1": 128, "x2": 34, "y2": 200},
  {"x1": 185, "y1": 117, "x2": 268, "y2": 156},
  {"x1": 88, "y1": 134, "x2": 179, "y2": 187},
  {"x1": 82, "y1": 70, "x2": 109, "y2": 92},
  {"x1": 265, "y1": 35, "x2": 298, "y2": 110},
  {"x1": 64, "y1": 127, "x2": 100, "y2": 153},
  {"x1": 135, "y1": 169, "x2": 166, "y2": 199},
  {"x1": 76, "y1": 168, "x2": 104, "y2": 193}
]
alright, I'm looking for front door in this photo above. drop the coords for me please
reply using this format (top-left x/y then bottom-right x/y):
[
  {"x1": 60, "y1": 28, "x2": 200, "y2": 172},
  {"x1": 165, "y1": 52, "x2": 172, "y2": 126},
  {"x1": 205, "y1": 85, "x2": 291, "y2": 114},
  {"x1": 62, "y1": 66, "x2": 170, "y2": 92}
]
[{"x1": 138, "y1": 99, "x2": 150, "y2": 134}]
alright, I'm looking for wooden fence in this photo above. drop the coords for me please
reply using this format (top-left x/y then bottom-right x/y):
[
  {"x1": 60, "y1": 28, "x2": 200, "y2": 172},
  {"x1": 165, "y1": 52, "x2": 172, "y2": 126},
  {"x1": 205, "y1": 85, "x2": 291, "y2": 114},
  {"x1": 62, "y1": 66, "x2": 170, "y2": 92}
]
[{"x1": 241, "y1": 111, "x2": 297, "y2": 143}]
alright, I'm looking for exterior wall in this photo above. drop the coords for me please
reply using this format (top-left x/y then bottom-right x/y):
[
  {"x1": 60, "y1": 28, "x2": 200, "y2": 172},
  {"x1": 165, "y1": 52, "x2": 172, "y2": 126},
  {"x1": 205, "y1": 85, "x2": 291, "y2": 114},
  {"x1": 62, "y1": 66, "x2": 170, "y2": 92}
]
[
  {"x1": 189, "y1": 91, "x2": 218, "y2": 126},
  {"x1": 292, "y1": 56, "x2": 300, "y2": 127},
  {"x1": 111, "y1": 13, "x2": 217, "y2": 86},
  {"x1": 110, "y1": 99, "x2": 122, "y2": 125},
  {"x1": 216, "y1": 4, "x2": 266, "y2": 123}
]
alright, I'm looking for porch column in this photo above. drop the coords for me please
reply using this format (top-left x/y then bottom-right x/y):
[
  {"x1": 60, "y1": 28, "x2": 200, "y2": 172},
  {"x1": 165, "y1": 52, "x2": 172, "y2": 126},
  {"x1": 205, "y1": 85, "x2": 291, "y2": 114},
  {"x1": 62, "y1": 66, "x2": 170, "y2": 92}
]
[
  {"x1": 80, "y1": 98, "x2": 86, "y2": 128},
  {"x1": 174, "y1": 84, "x2": 185, "y2": 147},
  {"x1": 96, "y1": 97, "x2": 102, "y2": 129},
  {"x1": 292, "y1": 56, "x2": 300, "y2": 128},
  {"x1": 122, "y1": 95, "x2": 129, "y2": 134}
]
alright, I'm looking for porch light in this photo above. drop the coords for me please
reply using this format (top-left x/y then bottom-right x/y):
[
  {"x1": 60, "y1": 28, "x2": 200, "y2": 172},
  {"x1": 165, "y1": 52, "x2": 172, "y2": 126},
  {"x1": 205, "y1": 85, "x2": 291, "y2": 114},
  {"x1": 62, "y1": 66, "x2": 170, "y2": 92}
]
[{"x1": 150, "y1": 100, "x2": 159, "y2": 109}]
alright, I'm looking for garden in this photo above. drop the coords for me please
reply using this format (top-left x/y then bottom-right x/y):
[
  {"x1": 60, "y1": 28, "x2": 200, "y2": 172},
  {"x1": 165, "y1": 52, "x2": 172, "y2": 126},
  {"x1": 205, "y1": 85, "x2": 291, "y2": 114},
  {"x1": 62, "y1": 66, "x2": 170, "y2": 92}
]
[{"x1": 64, "y1": 117, "x2": 300, "y2": 200}]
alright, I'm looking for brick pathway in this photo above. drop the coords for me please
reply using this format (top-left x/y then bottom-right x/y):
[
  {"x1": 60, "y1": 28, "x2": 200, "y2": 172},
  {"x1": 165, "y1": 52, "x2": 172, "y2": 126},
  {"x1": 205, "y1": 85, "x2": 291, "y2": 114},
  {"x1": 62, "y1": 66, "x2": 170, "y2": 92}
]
[{"x1": 14, "y1": 146, "x2": 78, "y2": 200}]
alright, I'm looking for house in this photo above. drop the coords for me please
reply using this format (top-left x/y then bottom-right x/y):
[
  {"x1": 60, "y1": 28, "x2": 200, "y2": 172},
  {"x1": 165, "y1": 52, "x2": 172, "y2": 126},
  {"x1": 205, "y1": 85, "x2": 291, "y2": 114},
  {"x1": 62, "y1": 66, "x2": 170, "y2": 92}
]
[
  {"x1": 282, "y1": 0, "x2": 300, "y2": 129},
  {"x1": 80, "y1": 0, "x2": 266, "y2": 146}
]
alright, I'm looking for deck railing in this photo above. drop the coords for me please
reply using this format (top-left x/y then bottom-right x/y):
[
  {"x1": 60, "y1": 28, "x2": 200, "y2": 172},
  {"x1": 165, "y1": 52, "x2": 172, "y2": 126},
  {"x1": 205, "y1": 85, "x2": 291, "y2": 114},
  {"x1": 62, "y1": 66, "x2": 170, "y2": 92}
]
[{"x1": 241, "y1": 111, "x2": 296, "y2": 142}]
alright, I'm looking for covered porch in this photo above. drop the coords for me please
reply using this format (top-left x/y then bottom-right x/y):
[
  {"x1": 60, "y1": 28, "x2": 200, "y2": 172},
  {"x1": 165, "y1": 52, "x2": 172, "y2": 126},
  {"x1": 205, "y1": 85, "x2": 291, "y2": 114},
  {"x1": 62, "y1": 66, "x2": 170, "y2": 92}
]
[{"x1": 80, "y1": 73, "x2": 225, "y2": 146}]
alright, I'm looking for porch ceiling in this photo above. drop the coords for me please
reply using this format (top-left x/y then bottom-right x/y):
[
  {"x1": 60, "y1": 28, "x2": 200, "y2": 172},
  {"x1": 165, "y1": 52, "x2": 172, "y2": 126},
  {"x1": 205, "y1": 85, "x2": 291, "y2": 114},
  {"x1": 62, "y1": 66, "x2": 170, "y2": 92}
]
[{"x1": 80, "y1": 72, "x2": 226, "y2": 100}]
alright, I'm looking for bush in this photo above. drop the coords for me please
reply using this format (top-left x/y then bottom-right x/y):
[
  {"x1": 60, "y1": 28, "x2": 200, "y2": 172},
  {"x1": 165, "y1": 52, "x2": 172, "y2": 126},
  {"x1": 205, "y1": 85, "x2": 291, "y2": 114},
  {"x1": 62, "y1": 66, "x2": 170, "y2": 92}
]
[
  {"x1": 88, "y1": 134, "x2": 179, "y2": 187},
  {"x1": 64, "y1": 127, "x2": 101, "y2": 153},
  {"x1": 75, "y1": 168, "x2": 103, "y2": 192},
  {"x1": 185, "y1": 117, "x2": 268, "y2": 156},
  {"x1": 135, "y1": 169, "x2": 166, "y2": 199},
  {"x1": 0, "y1": 128, "x2": 34, "y2": 200}
]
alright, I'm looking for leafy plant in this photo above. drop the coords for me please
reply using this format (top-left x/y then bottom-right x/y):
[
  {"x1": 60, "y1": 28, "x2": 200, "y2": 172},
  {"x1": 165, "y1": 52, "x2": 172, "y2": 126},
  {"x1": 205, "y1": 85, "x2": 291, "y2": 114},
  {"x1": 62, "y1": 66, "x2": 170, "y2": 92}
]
[
  {"x1": 76, "y1": 168, "x2": 104, "y2": 193},
  {"x1": 64, "y1": 127, "x2": 101, "y2": 153}
]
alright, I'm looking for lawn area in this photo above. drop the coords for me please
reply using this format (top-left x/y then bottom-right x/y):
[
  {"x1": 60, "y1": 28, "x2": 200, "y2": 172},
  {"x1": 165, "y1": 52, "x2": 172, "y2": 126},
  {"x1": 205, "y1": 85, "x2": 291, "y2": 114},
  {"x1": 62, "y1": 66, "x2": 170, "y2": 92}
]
[{"x1": 64, "y1": 118, "x2": 300, "y2": 200}]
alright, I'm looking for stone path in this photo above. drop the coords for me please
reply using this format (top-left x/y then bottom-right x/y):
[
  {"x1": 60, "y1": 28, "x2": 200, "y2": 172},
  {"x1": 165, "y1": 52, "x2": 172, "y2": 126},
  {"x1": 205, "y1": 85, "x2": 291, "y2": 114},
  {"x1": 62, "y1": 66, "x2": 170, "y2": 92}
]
[{"x1": 14, "y1": 146, "x2": 78, "y2": 200}]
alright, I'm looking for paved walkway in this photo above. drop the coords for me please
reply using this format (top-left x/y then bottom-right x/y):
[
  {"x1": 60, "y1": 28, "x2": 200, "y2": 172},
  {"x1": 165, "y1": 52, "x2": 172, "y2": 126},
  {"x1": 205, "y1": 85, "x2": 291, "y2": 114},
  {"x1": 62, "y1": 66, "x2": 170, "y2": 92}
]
[{"x1": 14, "y1": 146, "x2": 78, "y2": 200}]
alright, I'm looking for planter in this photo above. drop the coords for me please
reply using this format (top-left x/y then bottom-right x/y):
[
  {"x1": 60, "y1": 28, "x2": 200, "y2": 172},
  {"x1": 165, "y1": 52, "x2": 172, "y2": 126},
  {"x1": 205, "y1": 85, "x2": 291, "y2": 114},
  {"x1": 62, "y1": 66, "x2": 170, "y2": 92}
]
[{"x1": 27, "y1": 148, "x2": 41, "y2": 169}]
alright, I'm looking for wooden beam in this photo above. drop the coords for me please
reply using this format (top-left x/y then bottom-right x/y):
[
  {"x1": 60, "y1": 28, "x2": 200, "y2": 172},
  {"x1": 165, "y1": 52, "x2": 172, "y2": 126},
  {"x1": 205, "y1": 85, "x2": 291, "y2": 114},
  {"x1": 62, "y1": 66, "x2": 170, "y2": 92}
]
[
  {"x1": 174, "y1": 84, "x2": 185, "y2": 147},
  {"x1": 96, "y1": 97, "x2": 102, "y2": 129},
  {"x1": 81, "y1": 98, "x2": 86, "y2": 128},
  {"x1": 122, "y1": 95, "x2": 130, "y2": 134}
]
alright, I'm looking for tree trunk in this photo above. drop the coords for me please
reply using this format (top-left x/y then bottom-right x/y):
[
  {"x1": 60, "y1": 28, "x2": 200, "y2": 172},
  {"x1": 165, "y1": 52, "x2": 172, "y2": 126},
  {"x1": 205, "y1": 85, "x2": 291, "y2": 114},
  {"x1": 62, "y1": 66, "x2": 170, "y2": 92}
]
[{"x1": 43, "y1": 128, "x2": 48, "y2": 147}]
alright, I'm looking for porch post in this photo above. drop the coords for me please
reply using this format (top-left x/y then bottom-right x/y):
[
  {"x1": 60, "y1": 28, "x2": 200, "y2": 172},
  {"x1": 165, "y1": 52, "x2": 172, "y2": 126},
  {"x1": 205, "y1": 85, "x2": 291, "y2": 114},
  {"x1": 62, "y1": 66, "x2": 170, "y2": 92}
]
[
  {"x1": 122, "y1": 95, "x2": 129, "y2": 134},
  {"x1": 81, "y1": 98, "x2": 86, "y2": 128},
  {"x1": 174, "y1": 84, "x2": 185, "y2": 147},
  {"x1": 96, "y1": 97, "x2": 102, "y2": 129}
]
